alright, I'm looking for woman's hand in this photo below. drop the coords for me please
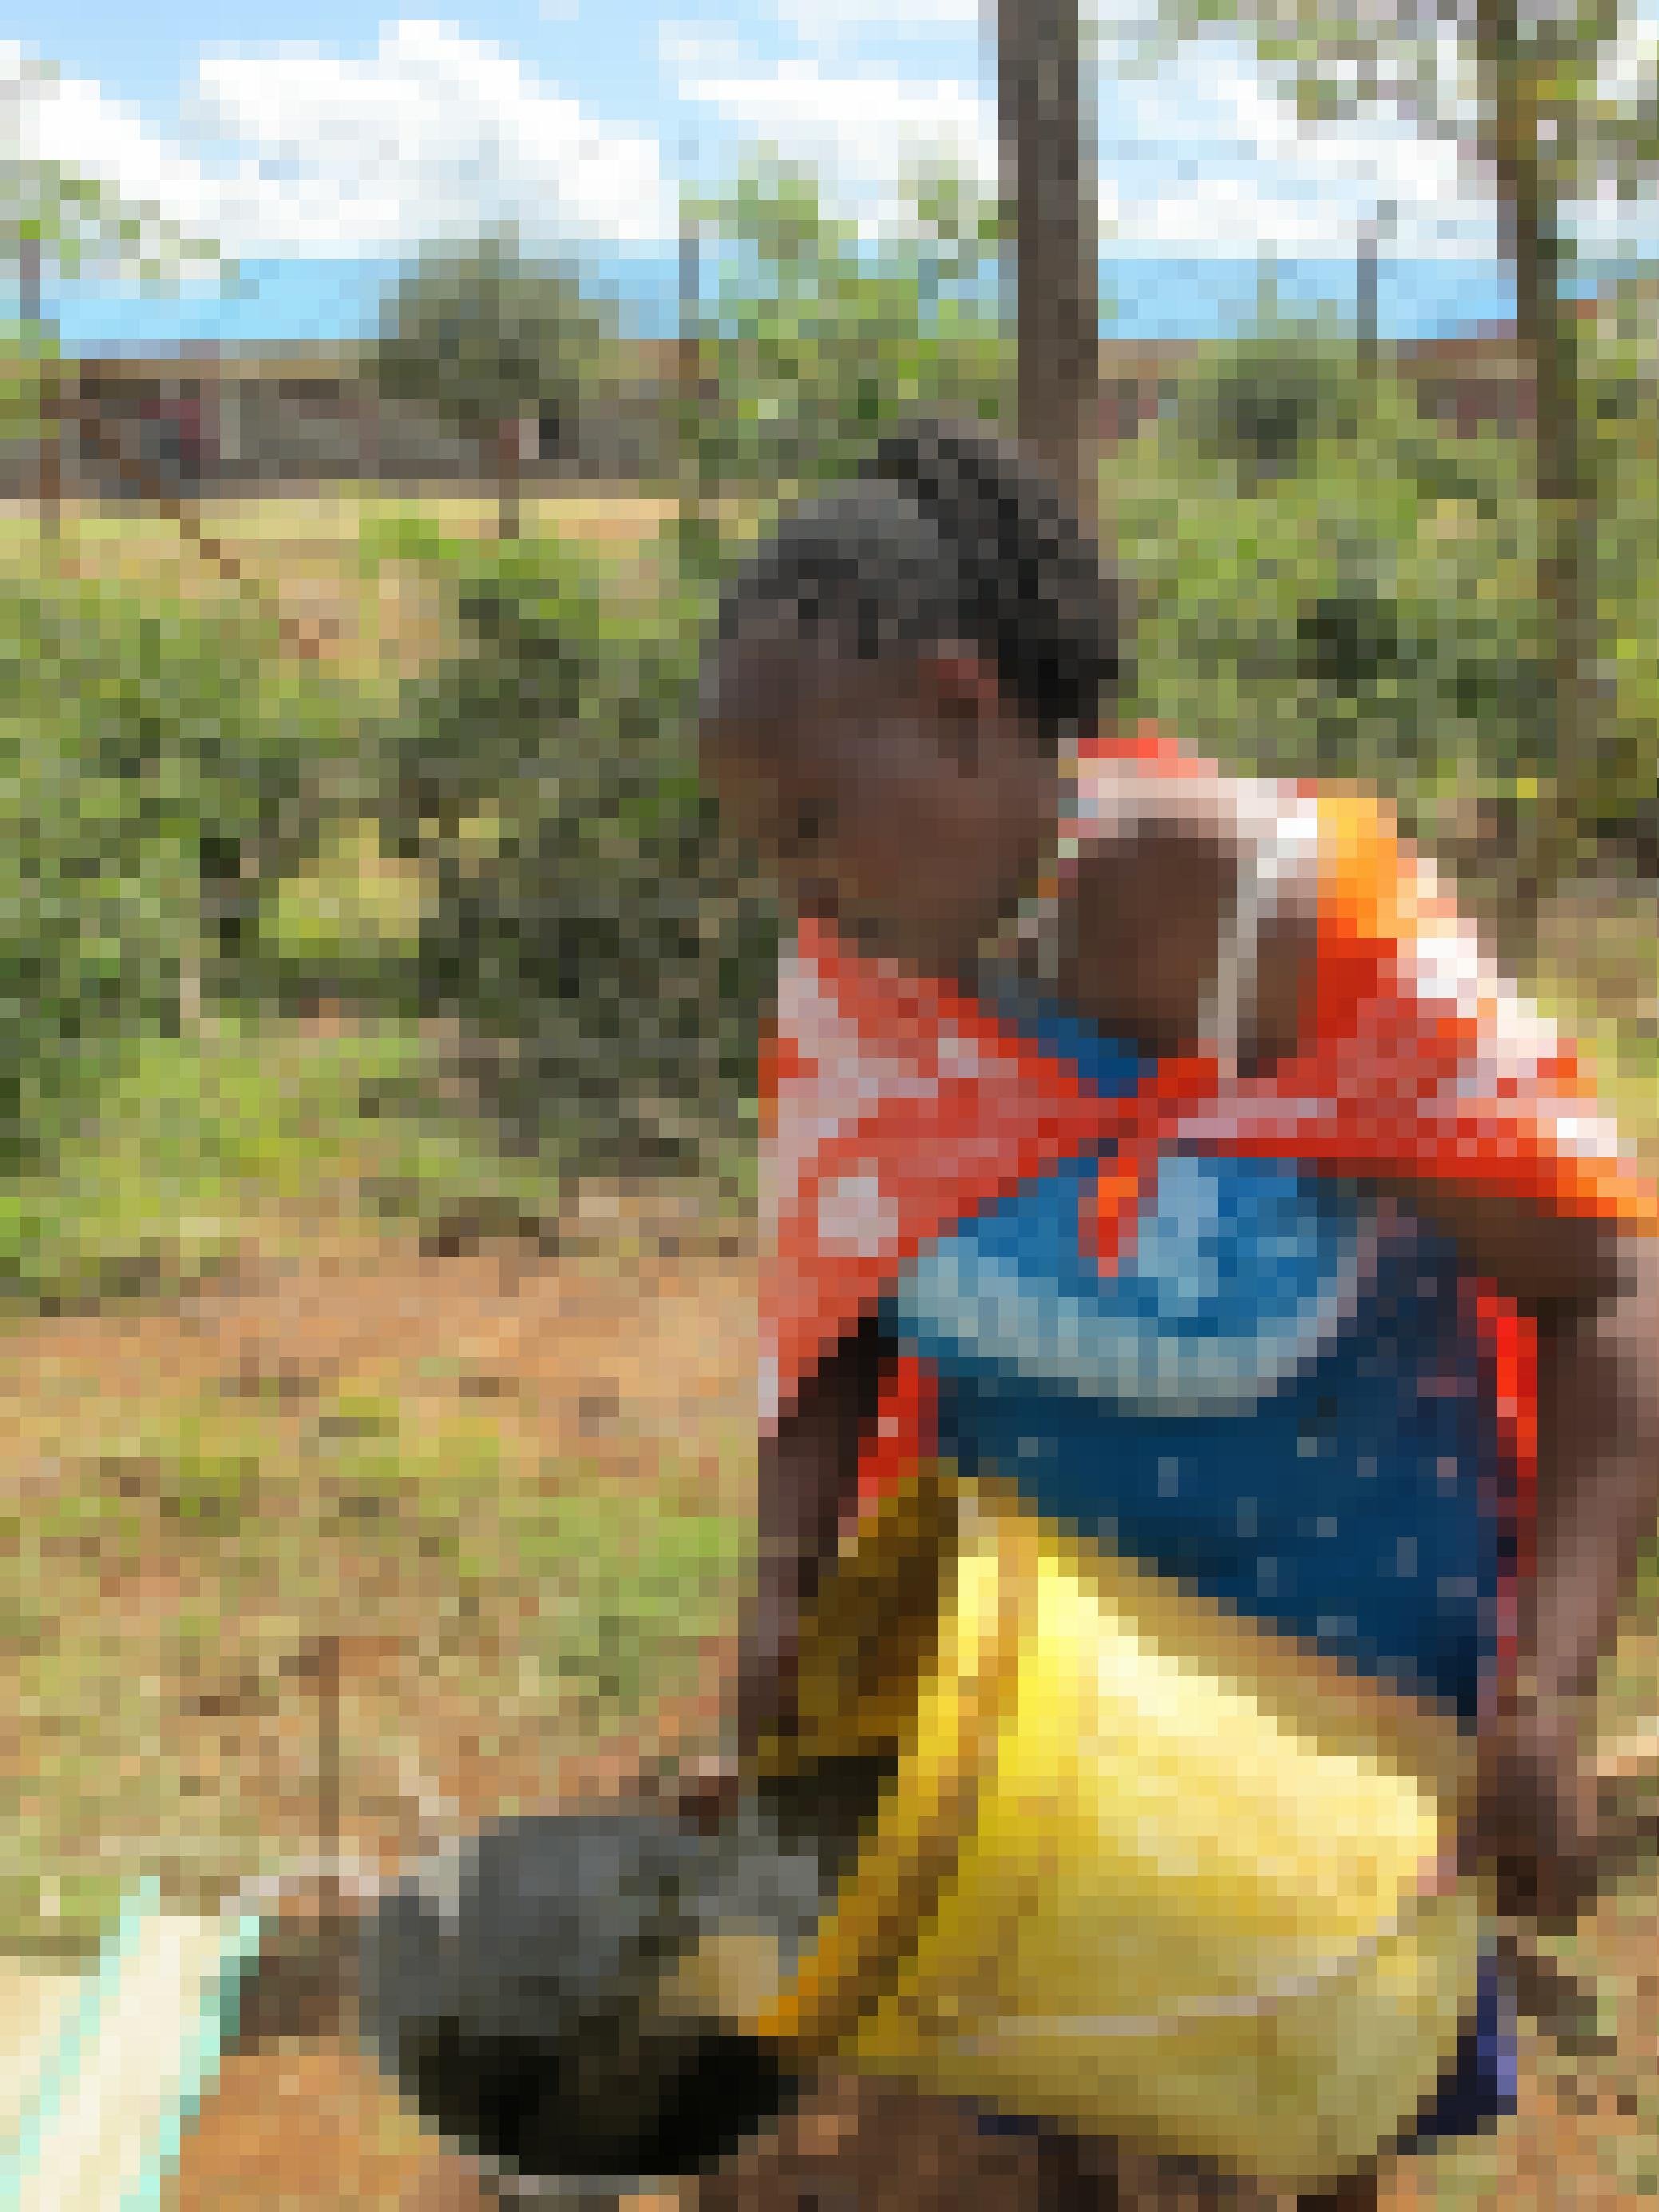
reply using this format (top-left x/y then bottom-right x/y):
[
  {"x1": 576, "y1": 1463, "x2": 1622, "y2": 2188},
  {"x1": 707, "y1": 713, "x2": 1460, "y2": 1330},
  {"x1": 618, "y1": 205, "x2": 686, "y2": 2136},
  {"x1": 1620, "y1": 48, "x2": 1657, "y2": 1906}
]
[
  {"x1": 667, "y1": 1755, "x2": 746, "y2": 1835},
  {"x1": 1459, "y1": 1700, "x2": 1603, "y2": 1933}
]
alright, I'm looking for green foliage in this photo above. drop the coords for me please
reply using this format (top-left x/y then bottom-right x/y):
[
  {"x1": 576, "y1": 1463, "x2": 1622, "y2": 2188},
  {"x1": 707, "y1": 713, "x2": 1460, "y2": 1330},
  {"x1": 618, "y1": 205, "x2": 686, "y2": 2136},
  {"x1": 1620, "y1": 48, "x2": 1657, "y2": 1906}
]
[
  {"x1": 355, "y1": 524, "x2": 776, "y2": 1175},
  {"x1": 267, "y1": 817, "x2": 430, "y2": 954},
  {"x1": 1174, "y1": 291, "x2": 1362, "y2": 487},
  {"x1": 0, "y1": 317, "x2": 56, "y2": 441},
  {"x1": 0, "y1": 148, "x2": 228, "y2": 291},
  {"x1": 0, "y1": 1013, "x2": 574, "y2": 1309},
  {"x1": 1574, "y1": 276, "x2": 1659, "y2": 846},
  {"x1": 684, "y1": 156, "x2": 1009, "y2": 493},
  {"x1": 1113, "y1": 300, "x2": 1553, "y2": 835},
  {"x1": 1117, "y1": 0, "x2": 1659, "y2": 211},
  {"x1": 370, "y1": 224, "x2": 626, "y2": 445},
  {"x1": 1115, "y1": 0, "x2": 1659, "y2": 883},
  {"x1": 0, "y1": 574, "x2": 363, "y2": 1195}
]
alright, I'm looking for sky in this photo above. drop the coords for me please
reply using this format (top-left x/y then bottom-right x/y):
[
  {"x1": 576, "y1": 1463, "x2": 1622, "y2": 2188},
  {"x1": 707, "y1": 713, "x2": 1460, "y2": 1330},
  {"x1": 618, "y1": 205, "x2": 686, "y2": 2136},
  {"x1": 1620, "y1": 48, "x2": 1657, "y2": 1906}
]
[{"x1": 8, "y1": 0, "x2": 1659, "y2": 345}]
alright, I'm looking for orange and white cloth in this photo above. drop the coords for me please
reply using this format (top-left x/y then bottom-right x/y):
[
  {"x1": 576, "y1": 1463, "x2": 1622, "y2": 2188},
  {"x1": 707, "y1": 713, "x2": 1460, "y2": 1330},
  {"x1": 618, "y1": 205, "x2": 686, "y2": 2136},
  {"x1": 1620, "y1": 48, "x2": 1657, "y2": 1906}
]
[{"x1": 761, "y1": 727, "x2": 1658, "y2": 1438}]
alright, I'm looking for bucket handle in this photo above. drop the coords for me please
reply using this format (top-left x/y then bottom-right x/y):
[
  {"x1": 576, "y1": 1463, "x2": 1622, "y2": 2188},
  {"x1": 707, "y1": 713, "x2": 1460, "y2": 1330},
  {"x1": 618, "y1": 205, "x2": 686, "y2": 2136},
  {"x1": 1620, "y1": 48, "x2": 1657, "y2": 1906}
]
[{"x1": 945, "y1": 1866, "x2": 1482, "y2": 2048}]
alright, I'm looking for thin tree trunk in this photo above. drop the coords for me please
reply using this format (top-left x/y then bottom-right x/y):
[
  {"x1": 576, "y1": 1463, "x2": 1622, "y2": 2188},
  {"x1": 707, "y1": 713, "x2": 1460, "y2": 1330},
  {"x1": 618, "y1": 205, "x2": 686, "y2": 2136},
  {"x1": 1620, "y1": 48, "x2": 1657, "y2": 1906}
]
[
  {"x1": 18, "y1": 238, "x2": 41, "y2": 330},
  {"x1": 1356, "y1": 200, "x2": 1392, "y2": 386},
  {"x1": 1357, "y1": 221, "x2": 1379, "y2": 387},
  {"x1": 997, "y1": 0, "x2": 1099, "y2": 528},
  {"x1": 20, "y1": 237, "x2": 61, "y2": 540},
  {"x1": 1476, "y1": 0, "x2": 1598, "y2": 907},
  {"x1": 679, "y1": 207, "x2": 703, "y2": 534},
  {"x1": 497, "y1": 416, "x2": 522, "y2": 541}
]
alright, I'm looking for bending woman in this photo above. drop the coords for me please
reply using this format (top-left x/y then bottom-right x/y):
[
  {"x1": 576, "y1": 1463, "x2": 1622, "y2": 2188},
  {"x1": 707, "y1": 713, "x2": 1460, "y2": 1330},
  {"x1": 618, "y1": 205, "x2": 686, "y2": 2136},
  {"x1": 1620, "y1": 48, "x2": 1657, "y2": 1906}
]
[{"x1": 691, "y1": 419, "x2": 1659, "y2": 2207}]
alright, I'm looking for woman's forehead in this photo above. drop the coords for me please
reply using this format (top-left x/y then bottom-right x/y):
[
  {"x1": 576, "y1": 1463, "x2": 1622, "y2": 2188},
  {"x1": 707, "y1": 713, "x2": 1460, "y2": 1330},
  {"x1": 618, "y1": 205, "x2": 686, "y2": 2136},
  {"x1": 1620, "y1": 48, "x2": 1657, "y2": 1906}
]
[
  {"x1": 703, "y1": 627, "x2": 891, "y2": 743},
  {"x1": 704, "y1": 629, "x2": 798, "y2": 714}
]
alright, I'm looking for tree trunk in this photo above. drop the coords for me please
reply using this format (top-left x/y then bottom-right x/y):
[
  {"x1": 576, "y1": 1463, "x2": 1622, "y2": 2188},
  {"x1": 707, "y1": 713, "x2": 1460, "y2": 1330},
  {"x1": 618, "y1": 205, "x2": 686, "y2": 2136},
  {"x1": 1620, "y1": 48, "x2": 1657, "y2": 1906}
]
[
  {"x1": 679, "y1": 209, "x2": 703, "y2": 532},
  {"x1": 496, "y1": 417, "x2": 522, "y2": 542},
  {"x1": 997, "y1": 0, "x2": 1099, "y2": 528},
  {"x1": 1475, "y1": 0, "x2": 1598, "y2": 907},
  {"x1": 20, "y1": 237, "x2": 61, "y2": 540},
  {"x1": 1356, "y1": 200, "x2": 1392, "y2": 386}
]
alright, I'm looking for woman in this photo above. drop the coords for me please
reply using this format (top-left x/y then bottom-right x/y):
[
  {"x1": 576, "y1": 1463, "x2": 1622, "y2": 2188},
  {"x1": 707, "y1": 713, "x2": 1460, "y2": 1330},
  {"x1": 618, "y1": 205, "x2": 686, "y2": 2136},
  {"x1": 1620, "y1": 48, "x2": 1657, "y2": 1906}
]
[{"x1": 688, "y1": 419, "x2": 1659, "y2": 2207}]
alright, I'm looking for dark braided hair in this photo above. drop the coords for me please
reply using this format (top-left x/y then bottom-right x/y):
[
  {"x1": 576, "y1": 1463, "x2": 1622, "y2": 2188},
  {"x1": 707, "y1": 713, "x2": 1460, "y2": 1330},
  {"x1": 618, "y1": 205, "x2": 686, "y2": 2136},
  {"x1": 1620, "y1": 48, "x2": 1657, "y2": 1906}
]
[{"x1": 710, "y1": 418, "x2": 1127, "y2": 754}]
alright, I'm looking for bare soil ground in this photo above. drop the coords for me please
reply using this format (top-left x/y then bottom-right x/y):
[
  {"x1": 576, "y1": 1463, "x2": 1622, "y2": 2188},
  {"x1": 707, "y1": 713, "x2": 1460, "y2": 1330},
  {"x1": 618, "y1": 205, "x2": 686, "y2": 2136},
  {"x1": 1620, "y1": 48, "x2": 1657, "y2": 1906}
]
[{"x1": 6, "y1": 1189, "x2": 1652, "y2": 2208}]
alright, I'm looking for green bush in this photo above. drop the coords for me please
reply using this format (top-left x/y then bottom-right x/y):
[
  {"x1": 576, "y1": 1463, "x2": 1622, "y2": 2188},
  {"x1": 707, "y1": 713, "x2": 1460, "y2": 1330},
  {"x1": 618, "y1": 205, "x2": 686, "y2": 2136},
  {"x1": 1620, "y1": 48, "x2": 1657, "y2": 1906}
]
[
  {"x1": 1111, "y1": 310, "x2": 1550, "y2": 841},
  {"x1": 684, "y1": 157, "x2": 1008, "y2": 497},
  {"x1": 355, "y1": 526, "x2": 775, "y2": 1175},
  {"x1": 0, "y1": 578, "x2": 349, "y2": 1174},
  {"x1": 1119, "y1": 287, "x2": 1659, "y2": 863},
  {"x1": 1174, "y1": 300, "x2": 1362, "y2": 489},
  {"x1": 0, "y1": 318, "x2": 55, "y2": 443}
]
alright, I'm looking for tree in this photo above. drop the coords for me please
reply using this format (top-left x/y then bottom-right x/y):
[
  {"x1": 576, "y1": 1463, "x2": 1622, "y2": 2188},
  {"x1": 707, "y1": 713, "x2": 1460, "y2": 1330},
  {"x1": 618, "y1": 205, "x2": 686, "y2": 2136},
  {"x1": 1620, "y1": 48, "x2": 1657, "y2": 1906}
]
[
  {"x1": 3, "y1": 55, "x2": 232, "y2": 532},
  {"x1": 370, "y1": 224, "x2": 626, "y2": 540},
  {"x1": 683, "y1": 156, "x2": 1008, "y2": 501},
  {"x1": 1176, "y1": 277, "x2": 1363, "y2": 490},
  {"x1": 1122, "y1": 0, "x2": 1659, "y2": 896},
  {"x1": 0, "y1": 315, "x2": 57, "y2": 448},
  {"x1": 358, "y1": 540, "x2": 774, "y2": 1177},
  {"x1": 998, "y1": 0, "x2": 1101, "y2": 520}
]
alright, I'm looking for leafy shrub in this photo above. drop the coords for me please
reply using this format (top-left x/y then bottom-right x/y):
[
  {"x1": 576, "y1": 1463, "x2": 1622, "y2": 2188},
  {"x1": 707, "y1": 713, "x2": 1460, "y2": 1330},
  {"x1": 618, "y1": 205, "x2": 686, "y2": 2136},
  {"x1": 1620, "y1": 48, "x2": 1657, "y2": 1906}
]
[
  {"x1": 1130, "y1": 284, "x2": 1659, "y2": 863},
  {"x1": 0, "y1": 576, "x2": 359, "y2": 1178},
  {"x1": 0, "y1": 564, "x2": 382, "y2": 1310},
  {"x1": 1173, "y1": 299, "x2": 1361, "y2": 489},
  {"x1": 684, "y1": 157, "x2": 1008, "y2": 497},
  {"x1": 357, "y1": 528, "x2": 775, "y2": 1175},
  {"x1": 1112, "y1": 319, "x2": 1553, "y2": 840}
]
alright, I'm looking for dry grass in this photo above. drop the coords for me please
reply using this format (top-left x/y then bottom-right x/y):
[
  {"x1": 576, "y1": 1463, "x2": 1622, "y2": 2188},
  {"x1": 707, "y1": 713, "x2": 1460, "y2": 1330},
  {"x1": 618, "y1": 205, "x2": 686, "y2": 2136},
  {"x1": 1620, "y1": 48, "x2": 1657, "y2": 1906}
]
[
  {"x1": 4, "y1": 1185, "x2": 757, "y2": 1964},
  {"x1": 0, "y1": 492, "x2": 705, "y2": 691}
]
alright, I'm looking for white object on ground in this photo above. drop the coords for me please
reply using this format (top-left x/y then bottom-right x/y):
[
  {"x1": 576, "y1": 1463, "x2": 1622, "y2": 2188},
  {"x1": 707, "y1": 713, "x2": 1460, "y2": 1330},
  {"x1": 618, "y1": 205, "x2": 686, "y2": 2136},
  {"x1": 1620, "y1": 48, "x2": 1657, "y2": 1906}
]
[{"x1": 2, "y1": 1882, "x2": 264, "y2": 2212}]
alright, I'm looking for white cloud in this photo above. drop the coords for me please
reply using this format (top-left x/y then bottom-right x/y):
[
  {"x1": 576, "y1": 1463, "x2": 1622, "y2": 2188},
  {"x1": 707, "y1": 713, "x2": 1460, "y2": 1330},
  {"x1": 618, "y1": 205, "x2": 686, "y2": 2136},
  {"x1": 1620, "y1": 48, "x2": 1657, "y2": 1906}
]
[
  {"x1": 672, "y1": 25, "x2": 1502, "y2": 258},
  {"x1": 5, "y1": 23, "x2": 674, "y2": 260},
  {"x1": 772, "y1": 0, "x2": 981, "y2": 49},
  {"x1": 15, "y1": 2, "x2": 1659, "y2": 286},
  {"x1": 1114, "y1": 41, "x2": 1503, "y2": 259},
  {"x1": 673, "y1": 46, "x2": 998, "y2": 226},
  {"x1": 711, "y1": 2, "x2": 1659, "y2": 261},
  {"x1": 5, "y1": 45, "x2": 228, "y2": 252},
  {"x1": 769, "y1": 0, "x2": 1170, "y2": 56},
  {"x1": 1597, "y1": 18, "x2": 1659, "y2": 108}
]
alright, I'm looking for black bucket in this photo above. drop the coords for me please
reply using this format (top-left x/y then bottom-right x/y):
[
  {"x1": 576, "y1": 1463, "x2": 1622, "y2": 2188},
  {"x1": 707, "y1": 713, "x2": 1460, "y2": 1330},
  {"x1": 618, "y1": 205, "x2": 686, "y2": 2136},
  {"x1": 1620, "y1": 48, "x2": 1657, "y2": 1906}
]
[{"x1": 358, "y1": 1772, "x2": 889, "y2": 2201}]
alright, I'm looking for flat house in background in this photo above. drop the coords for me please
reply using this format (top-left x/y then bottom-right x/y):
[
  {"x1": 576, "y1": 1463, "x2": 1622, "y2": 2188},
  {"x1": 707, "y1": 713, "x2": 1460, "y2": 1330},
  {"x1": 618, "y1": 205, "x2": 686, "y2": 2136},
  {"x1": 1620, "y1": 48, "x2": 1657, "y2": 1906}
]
[
  {"x1": 1091, "y1": 302, "x2": 1620, "y2": 447},
  {"x1": 1409, "y1": 297, "x2": 1632, "y2": 435},
  {"x1": 1405, "y1": 323, "x2": 1540, "y2": 437},
  {"x1": 55, "y1": 345, "x2": 497, "y2": 497},
  {"x1": 1097, "y1": 338, "x2": 1198, "y2": 446},
  {"x1": 2, "y1": 296, "x2": 1639, "y2": 499},
  {"x1": 12, "y1": 338, "x2": 672, "y2": 500}
]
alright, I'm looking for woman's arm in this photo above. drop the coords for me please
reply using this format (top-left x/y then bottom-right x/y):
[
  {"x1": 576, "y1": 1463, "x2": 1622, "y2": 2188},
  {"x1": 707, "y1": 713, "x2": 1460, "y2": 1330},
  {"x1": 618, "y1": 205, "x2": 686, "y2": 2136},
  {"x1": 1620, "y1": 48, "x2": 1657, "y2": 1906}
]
[
  {"x1": 1378, "y1": 1184, "x2": 1659, "y2": 1924},
  {"x1": 734, "y1": 1316, "x2": 893, "y2": 1768},
  {"x1": 1525, "y1": 1243, "x2": 1659, "y2": 1717},
  {"x1": 670, "y1": 1320, "x2": 890, "y2": 1826}
]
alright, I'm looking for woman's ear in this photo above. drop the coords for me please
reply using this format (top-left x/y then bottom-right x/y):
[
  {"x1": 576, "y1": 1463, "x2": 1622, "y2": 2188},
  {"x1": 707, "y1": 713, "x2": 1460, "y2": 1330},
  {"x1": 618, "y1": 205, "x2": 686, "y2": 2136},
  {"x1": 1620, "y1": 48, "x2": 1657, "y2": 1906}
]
[{"x1": 917, "y1": 644, "x2": 1000, "y2": 775}]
